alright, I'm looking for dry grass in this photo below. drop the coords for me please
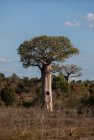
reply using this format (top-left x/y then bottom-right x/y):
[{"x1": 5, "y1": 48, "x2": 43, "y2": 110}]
[{"x1": 0, "y1": 107, "x2": 94, "y2": 140}]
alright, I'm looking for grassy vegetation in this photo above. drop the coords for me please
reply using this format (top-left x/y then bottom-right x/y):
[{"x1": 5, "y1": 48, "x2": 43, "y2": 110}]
[
  {"x1": 0, "y1": 74, "x2": 94, "y2": 139},
  {"x1": 0, "y1": 107, "x2": 94, "y2": 140}
]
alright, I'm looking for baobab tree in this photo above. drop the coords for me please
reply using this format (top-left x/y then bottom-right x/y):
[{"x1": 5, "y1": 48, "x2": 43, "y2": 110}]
[
  {"x1": 17, "y1": 35, "x2": 79, "y2": 111},
  {"x1": 60, "y1": 64, "x2": 82, "y2": 82}
]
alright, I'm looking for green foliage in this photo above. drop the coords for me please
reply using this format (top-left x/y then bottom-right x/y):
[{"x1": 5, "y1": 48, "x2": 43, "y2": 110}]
[
  {"x1": 77, "y1": 96, "x2": 94, "y2": 115},
  {"x1": 0, "y1": 86, "x2": 16, "y2": 106},
  {"x1": 70, "y1": 82, "x2": 88, "y2": 96},
  {"x1": 16, "y1": 77, "x2": 32, "y2": 94},
  {"x1": 52, "y1": 74, "x2": 69, "y2": 93},
  {"x1": 89, "y1": 83, "x2": 94, "y2": 95},
  {"x1": 81, "y1": 96, "x2": 94, "y2": 106},
  {"x1": 0, "y1": 73, "x2": 5, "y2": 90},
  {"x1": 17, "y1": 35, "x2": 79, "y2": 69},
  {"x1": 16, "y1": 83, "x2": 24, "y2": 94},
  {"x1": 0, "y1": 73, "x2": 5, "y2": 80},
  {"x1": 17, "y1": 35, "x2": 79, "y2": 107}
]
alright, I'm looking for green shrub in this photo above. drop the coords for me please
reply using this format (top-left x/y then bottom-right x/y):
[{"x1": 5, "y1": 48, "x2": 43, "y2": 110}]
[
  {"x1": 52, "y1": 74, "x2": 69, "y2": 93},
  {"x1": 77, "y1": 96, "x2": 94, "y2": 115},
  {"x1": 89, "y1": 83, "x2": 94, "y2": 95},
  {"x1": 0, "y1": 86, "x2": 16, "y2": 106},
  {"x1": 80, "y1": 96, "x2": 94, "y2": 106}
]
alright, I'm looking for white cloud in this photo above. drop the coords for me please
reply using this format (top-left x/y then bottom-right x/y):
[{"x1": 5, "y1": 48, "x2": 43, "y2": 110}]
[
  {"x1": 0, "y1": 57, "x2": 12, "y2": 63},
  {"x1": 64, "y1": 21, "x2": 80, "y2": 27},
  {"x1": 85, "y1": 13, "x2": 94, "y2": 21}
]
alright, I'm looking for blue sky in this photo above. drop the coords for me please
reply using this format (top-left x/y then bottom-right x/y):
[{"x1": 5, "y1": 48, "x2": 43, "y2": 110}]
[{"x1": 0, "y1": 0, "x2": 94, "y2": 80}]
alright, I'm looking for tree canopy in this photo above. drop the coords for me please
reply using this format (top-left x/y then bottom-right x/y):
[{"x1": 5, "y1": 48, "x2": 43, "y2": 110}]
[
  {"x1": 17, "y1": 35, "x2": 79, "y2": 111},
  {"x1": 17, "y1": 35, "x2": 79, "y2": 70}
]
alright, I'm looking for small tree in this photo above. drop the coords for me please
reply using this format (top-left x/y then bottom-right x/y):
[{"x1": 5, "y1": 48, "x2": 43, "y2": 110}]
[
  {"x1": 52, "y1": 74, "x2": 69, "y2": 93},
  {"x1": 60, "y1": 64, "x2": 82, "y2": 82},
  {"x1": 17, "y1": 35, "x2": 79, "y2": 111}
]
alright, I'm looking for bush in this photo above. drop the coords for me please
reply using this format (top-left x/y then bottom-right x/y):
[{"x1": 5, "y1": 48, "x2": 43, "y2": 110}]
[
  {"x1": 80, "y1": 96, "x2": 94, "y2": 106},
  {"x1": 89, "y1": 83, "x2": 94, "y2": 95},
  {"x1": 52, "y1": 74, "x2": 69, "y2": 93},
  {"x1": 0, "y1": 86, "x2": 16, "y2": 106},
  {"x1": 77, "y1": 96, "x2": 94, "y2": 115}
]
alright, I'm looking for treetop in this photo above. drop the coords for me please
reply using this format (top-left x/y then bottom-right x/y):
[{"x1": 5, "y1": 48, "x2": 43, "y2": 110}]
[{"x1": 17, "y1": 35, "x2": 79, "y2": 69}]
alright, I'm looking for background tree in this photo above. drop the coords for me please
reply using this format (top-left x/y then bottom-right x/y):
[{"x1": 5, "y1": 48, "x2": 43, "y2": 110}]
[
  {"x1": 17, "y1": 35, "x2": 79, "y2": 111},
  {"x1": 60, "y1": 64, "x2": 82, "y2": 82}
]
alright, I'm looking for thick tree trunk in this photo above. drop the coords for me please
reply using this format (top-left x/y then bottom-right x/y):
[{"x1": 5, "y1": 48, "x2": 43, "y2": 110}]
[{"x1": 41, "y1": 65, "x2": 53, "y2": 111}]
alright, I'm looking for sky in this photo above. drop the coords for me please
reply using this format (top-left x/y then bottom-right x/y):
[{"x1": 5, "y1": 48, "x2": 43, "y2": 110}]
[{"x1": 0, "y1": 0, "x2": 94, "y2": 80}]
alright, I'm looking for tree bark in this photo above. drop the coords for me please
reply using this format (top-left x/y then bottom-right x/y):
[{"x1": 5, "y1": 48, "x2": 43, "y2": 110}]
[{"x1": 41, "y1": 65, "x2": 53, "y2": 111}]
